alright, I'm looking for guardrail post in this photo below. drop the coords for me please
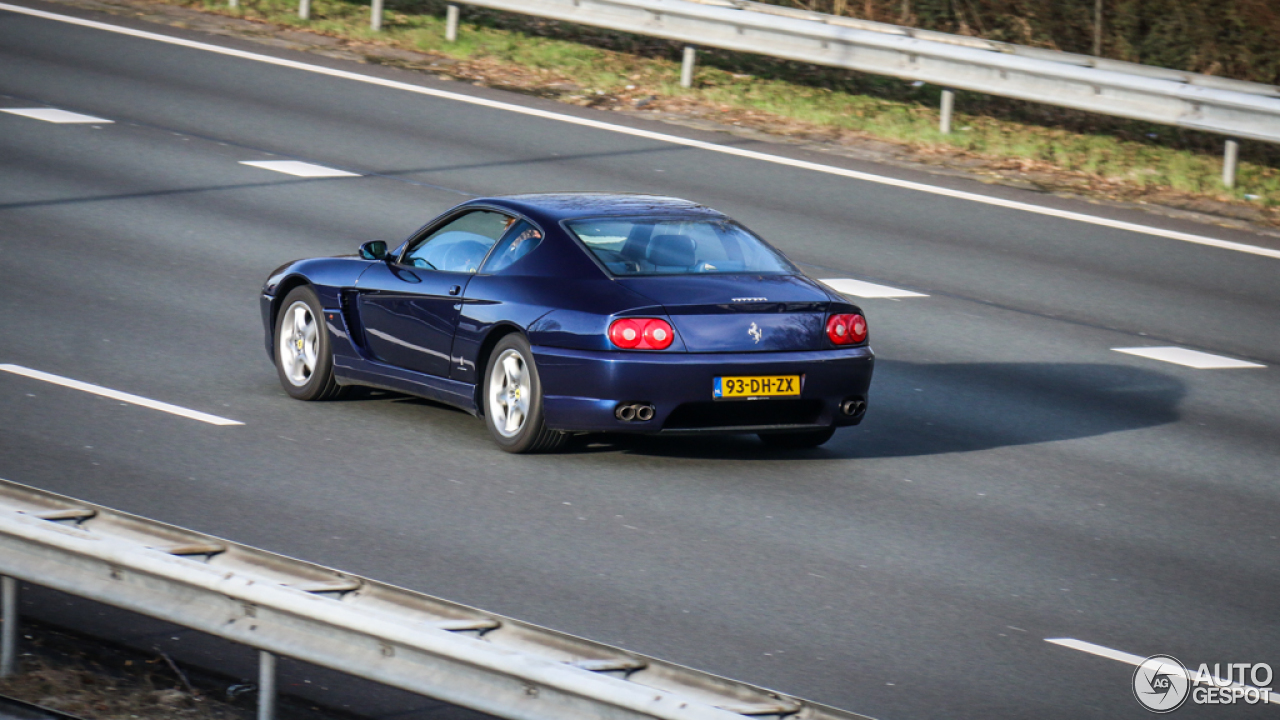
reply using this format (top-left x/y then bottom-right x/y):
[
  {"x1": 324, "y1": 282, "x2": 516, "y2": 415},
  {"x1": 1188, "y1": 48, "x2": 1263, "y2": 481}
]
[
  {"x1": 681, "y1": 46, "x2": 697, "y2": 88},
  {"x1": 939, "y1": 89, "x2": 954, "y2": 134},
  {"x1": 370, "y1": 0, "x2": 384, "y2": 31},
  {"x1": 257, "y1": 650, "x2": 276, "y2": 720},
  {"x1": 445, "y1": 4, "x2": 459, "y2": 42},
  {"x1": 1223, "y1": 139, "x2": 1239, "y2": 189},
  {"x1": 1, "y1": 576, "x2": 17, "y2": 678},
  {"x1": 298, "y1": 0, "x2": 310, "y2": 20}
]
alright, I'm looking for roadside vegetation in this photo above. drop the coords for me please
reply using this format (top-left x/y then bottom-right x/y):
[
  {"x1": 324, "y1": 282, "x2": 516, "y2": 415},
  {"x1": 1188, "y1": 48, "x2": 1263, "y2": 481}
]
[
  {"x1": 767, "y1": 0, "x2": 1280, "y2": 86},
  {"x1": 0, "y1": 619, "x2": 355, "y2": 719},
  {"x1": 0, "y1": 622, "x2": 242, "y2": 719},
  {"x1": 158, "y1": 0, "x2": 1279, "y2": 223}
]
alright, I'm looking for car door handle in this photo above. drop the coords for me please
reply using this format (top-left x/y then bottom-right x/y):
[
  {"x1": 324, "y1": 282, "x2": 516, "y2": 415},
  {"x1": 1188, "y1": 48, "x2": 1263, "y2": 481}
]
[{"x1": 448, "y1": 285, "x2": 462, "y2": 296}]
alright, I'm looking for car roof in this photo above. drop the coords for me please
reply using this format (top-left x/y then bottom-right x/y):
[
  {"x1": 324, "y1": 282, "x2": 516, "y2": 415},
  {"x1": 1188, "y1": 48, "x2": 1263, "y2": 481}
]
[{"x1": 470, "y1": 193, "x2": 726, "y2": 223}]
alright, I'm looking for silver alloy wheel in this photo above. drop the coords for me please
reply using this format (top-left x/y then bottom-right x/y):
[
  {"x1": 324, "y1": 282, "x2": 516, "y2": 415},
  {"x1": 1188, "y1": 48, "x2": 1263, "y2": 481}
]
[
  {"x1": 279, "y1": 300, "x2": 319, "y2": 387},
  {"x1": 487, "y1": 348, "x2": 531, "y2": 438}
]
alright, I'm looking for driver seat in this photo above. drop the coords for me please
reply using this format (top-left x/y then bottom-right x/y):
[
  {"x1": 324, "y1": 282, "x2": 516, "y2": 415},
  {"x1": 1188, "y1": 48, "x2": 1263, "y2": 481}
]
[{"x1": 647, "y1": 234, "x2": 696, "y2": 271}]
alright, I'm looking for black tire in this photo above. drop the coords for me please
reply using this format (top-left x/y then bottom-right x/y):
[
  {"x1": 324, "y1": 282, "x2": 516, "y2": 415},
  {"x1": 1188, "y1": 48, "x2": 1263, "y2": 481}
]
[
  {"x1": 274, "y1": 285, "x2": 345, "y2": 401},
  {"x1": 482, "y1": 334, "x2": 566, "y2": 454},
  {"x1": 758, "y1": 427, "x2": 836, "y2": 449}
]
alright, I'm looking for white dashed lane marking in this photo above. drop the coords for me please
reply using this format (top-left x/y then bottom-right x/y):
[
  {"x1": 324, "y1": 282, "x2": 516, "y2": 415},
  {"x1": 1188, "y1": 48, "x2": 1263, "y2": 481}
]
[
  {"x1": 1112, "y1": 347, "x2": 1265, "y2": 369},
  {"x1": 0, "y1": 364, "x2": 243, "y2": 426},
  {"x1": 819, "y1": 278, "x2": 928, "y2": 299},
  {"x1": 240, "y1": 160, "x2": 361, "y2": 178},
  {"x1": 1, "y1": 107, "x2": 113, "y2": 124},
  {"x1": 1047, "y1": 638, "x2": 1280, "y2": 705}
]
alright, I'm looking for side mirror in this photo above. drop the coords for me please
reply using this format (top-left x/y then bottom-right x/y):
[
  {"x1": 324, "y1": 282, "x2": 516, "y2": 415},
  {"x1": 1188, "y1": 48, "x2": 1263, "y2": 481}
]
[{"x1": 359, "y1": 240, "x2": 388, "y2": 261}]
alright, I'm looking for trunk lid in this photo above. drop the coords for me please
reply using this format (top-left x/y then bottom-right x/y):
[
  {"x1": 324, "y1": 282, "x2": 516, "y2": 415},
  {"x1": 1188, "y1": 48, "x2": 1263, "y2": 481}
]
[{"x1": 615, "y1": 274, "x2": 833, "y2": 352}]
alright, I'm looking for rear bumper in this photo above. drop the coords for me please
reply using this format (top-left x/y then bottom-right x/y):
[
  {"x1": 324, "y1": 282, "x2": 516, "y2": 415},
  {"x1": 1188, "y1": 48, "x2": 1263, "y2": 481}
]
[{"x1": 534, "y1": 345, "x2": 874, "y2": 433}]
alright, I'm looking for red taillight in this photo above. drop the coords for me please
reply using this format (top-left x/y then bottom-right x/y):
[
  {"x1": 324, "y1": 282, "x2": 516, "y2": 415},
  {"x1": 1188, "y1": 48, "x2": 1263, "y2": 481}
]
[
  {"x1": 826, "y1": 313, "x2": 867, "y2": 346},
  {"x1": 609, "y1": 318, "x2": 675, "y2": 350},
  {"x1": 642, "y1": 319, "x2": 674, "y2": 350},
  {"x1": 609, "y1": 318, "x2": 643, "y2": 349}
]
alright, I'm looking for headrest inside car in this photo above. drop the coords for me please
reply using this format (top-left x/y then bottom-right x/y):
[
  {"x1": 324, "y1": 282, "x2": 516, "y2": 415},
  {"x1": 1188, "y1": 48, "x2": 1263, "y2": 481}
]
[{"x1": 648, "y1": 234, "x2": 696, "y2": 266}]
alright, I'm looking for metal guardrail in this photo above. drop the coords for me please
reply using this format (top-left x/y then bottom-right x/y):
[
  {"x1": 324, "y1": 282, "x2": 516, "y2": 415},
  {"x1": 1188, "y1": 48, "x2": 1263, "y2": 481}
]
[
  {"x1": 394, "y1": 0, "x2": 1278, "y2": 187},
  {"x1": 0, "y1": 478, "x2": 876, "y2": 720},
  {"x1": 684, "y1": 0, "x2": 1280, "y2": 99},
  {"x1": 437, "y1": 0, "x2": 1280, "y2": 145}
]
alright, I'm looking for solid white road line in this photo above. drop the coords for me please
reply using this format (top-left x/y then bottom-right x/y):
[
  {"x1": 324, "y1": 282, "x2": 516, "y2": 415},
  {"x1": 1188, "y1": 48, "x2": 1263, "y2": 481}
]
[
  {"x1": 3, "y1": 3, "x2": 1279, "y2": 262},
  {"x1": 819, "y1": 278, "x2": 928, "y2": 298},
  {"x1": 1112, "y1": 347, "x2": 1265, "y2": 369},
  {"x1": 1, "y1": 107, "x2": 112, "y2": 124},
  {"x1": 0, "y1": 364, "x2": 243, "y2": 426},
  {"x1": 1047, "y1": 638, "x2": 1280, "y2": 705},
  {"x1": 240, "y1": 160, "x2": 360, "y2": 178}
]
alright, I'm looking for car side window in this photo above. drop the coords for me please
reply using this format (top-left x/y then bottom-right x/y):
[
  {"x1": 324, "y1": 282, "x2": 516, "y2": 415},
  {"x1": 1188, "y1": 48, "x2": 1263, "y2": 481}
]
[
  {"x1": 402, "y1": 210, "x2": 515, "y2": 274},
  {"x1": 481, "y1": 220, "x2": 544, "y2": 274}
]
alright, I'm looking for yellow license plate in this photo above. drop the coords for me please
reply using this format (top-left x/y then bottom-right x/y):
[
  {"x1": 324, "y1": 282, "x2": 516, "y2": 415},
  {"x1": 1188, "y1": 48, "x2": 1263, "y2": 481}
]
[{"x1": 713, "y1": 375, "x2": 801, "y2": 400}]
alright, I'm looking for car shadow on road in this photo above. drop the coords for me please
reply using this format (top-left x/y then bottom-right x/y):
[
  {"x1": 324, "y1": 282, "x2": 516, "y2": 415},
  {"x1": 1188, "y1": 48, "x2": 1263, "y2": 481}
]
[{"x1": 597, "y1": 361, "x2": 1186, "y2": 460}]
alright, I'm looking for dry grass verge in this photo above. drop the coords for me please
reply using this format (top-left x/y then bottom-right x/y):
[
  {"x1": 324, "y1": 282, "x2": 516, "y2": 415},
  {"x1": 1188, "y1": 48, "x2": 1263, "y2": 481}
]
[
  {"x1": 0, "y1": 622, "x2": 246, "y2": 720},
  {"x1": 0, "y1": 618, "x2": 358, "y2": 720}
]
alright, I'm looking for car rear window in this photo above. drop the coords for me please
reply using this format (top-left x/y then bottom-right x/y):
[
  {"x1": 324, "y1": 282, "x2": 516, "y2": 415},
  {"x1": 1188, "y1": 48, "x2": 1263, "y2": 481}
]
[{"x1": 566, "y1": 217, "x2": 795, "y2": 276}]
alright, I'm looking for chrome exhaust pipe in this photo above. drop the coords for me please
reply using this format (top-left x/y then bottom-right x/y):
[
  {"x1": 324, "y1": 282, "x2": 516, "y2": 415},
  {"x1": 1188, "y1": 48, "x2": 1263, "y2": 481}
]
[
  {"x1": 840, "y1": 398, "x2": 866, "y2": 416},
  {"x1": 615, "y1": 403, "x2": 655, "y2": 422}
]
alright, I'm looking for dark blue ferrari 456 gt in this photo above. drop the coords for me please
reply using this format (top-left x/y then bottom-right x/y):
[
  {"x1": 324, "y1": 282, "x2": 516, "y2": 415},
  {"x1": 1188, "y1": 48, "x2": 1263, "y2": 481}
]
[{"x1": 261, "y1": 194, "x2": 873, "y2": 453}]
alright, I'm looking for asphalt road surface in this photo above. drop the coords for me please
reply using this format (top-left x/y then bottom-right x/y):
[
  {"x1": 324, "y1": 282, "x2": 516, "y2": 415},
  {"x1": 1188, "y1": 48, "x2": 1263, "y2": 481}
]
[{"x1": 2, "y1": 2, "x2": 1278, "y2": 718}]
